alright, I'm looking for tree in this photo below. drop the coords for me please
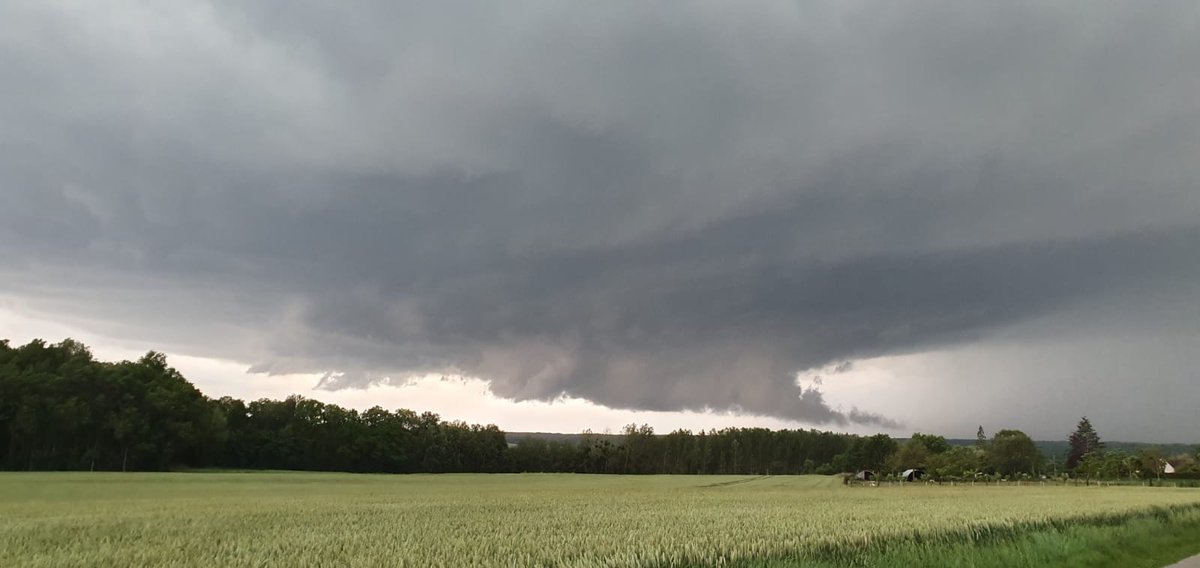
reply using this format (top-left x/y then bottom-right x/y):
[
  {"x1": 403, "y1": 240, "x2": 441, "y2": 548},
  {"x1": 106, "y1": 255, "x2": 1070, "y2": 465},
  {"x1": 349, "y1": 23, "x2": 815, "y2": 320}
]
[
  {"x1": 1137, "y1": 447, "x2": 1166, "y2": 479},
  {"x1": 888, "y1": 439, "x2": 930, "y2": 471},
  {"x1": 1078, "y1": 450, "x2": 1136, "y2": 480},
  {"x1": 911, "y1": 432, "x2": 951, "y2": 454},
  {"x1": 845, "y1": 434, "x2": 897, "y2": 471},
  {"x1": 620, "y1": 424, "x2": 657, "y2": 474},
  {"x1": 988, "y1": 429, "x2": 1043, "y2": 477},
  {"x1": 976, "y1": 426, "x2": 988, "y2": 448},
  {"x1": 1066, "y1": 417, "x2": 1103, "y2": 470},
  {"x1": 928, "y1": 446, "x2": 983, "y2": 480}
]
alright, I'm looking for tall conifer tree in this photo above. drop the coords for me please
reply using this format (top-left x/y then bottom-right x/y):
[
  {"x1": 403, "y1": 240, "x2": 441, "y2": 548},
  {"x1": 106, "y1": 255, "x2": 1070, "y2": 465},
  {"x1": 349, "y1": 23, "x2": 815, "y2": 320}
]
[{"x1": 1066, "y1": 416, "x2": 1103, "y2": 470}]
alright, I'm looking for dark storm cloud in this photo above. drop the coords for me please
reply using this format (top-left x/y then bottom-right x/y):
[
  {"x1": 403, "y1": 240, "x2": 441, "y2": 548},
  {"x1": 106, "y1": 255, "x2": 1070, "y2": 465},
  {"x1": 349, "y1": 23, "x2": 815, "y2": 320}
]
[{"x1": 2, "y1": 1, "x2": 1199, "y2": 428}]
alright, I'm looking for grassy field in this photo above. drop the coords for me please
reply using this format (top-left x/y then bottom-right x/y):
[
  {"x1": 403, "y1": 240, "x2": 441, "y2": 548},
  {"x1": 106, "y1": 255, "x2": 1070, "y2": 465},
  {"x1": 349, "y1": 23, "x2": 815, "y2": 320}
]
[{"x1": 3, "y1": 473, "x2": 1200, "y2": 567}]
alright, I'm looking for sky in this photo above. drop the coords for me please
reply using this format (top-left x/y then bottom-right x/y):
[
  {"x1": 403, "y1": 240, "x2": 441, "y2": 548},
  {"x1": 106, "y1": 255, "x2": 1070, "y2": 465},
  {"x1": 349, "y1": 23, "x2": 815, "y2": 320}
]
[{"x1": 1, "y1": 1, "x2": 1198, "y2": 442}]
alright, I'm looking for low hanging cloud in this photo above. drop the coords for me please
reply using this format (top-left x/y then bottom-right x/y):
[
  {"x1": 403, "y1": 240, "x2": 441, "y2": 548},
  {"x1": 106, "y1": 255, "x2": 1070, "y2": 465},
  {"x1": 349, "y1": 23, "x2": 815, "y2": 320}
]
[{"x1": 2, "y1": 1, "x2": 1199, "y2": 428}]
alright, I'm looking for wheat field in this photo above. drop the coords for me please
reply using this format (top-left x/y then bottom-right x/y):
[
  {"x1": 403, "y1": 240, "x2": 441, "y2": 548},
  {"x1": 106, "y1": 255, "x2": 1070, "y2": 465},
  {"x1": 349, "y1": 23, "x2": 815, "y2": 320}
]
[{"x1": 3, "y1": 472, "x2": 1200, "y2": 567}]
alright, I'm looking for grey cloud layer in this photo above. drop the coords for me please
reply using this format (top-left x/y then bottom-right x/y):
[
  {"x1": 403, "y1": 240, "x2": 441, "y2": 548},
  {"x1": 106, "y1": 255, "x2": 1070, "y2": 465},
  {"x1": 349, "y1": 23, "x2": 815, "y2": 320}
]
[{"x1": 2, "y1": 1, "x2": 1198, "y2": 428}]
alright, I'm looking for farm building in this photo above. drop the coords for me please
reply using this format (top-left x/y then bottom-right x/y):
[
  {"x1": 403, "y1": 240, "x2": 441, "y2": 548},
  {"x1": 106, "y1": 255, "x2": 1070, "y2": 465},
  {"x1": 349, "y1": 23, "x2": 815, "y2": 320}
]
[
  {"x1": 900, "y1": 468, "x2": 926, "y2": 482},
  {"x1": 854, "y1": 470, "x2": 875, "y2": 481}
]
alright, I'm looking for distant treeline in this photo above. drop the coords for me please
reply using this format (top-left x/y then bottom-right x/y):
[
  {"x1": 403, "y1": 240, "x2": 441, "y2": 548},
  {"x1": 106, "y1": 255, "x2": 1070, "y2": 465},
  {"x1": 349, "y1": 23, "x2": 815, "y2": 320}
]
[
  {"x1": 2, "y1": 339, "x2": 1195, "y2": 479},
  {"x1": 511, "y1": 432, "x2": 1198, "y2": 470}
]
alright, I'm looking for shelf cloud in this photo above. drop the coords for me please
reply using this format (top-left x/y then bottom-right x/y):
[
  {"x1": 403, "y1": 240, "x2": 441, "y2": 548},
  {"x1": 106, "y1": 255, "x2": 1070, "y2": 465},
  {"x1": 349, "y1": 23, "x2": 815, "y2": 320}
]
[{"x1": 2, "y1": 1, "x2": 1198, "y2": 430}]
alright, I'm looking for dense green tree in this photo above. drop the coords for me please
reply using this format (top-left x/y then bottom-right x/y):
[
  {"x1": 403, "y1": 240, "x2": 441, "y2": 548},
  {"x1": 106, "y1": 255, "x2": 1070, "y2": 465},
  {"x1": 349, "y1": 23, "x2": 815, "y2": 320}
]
[
  {"x1": 989, "y1": 429, "x2": 1044, "y2": 477},
  {"x1": 910, "y1": 433, "x2": 951, "y2": 455},
  {"x1": 843, "y1": 434, "x2": 898, "y2": 471},
  {"x1": 1077, "y1": 450, "x2": 1137, "y2": 479},
  {"x1": 0, "y1": 339, "x2": 222, "y2": 471},
  {"x1": 0, "y1": 338, "x2": 515, "y2": 474},
  {"x1": 620, "y1": 424, "x2": 658, "y2": 474},
  {"x1": 928, "y1": 446, "x2": 983, "y2": 479},
  {"x1": 888, "y1": 439, "x2": 931, "y2": 471}
]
